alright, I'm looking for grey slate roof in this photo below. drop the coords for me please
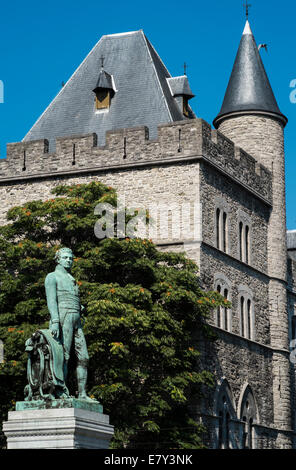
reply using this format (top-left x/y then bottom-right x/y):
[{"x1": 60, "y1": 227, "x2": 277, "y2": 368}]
[
  {"x1": 93, "y1": 68, "x2": 114, "y2": 93},
  {"x1": 23, "y1": 30, "x2": 195, "y2": 151},
  {"x1": 213, "y1": 21, "x2": 287, "y2": 128},
  {"x1": 167, "y1": 76, "x2": 195, "y2": 98}
]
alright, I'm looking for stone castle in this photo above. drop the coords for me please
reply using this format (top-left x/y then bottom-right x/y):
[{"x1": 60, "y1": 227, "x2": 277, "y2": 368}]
[{"x1": 1, "y1": 21, "x2": 295, "y2": 449}]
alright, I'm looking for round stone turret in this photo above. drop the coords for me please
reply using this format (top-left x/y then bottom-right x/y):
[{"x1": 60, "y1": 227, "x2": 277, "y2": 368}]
[{"x1": 213, "y1": 20, "x2": 292, "y2": 446}]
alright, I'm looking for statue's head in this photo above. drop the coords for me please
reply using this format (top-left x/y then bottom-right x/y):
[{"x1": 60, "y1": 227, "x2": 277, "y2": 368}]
[{"x1": 55, "y1": 247, "x2": 74, "y2": 270}]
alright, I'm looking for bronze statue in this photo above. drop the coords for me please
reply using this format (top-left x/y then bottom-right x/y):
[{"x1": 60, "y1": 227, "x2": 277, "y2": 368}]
[
  {"x1": 24, "y1": 247, "x2": 93, "y2": 402},
  {"x1": 45, "y1": 247, "x2": 92, "y2": 401}
]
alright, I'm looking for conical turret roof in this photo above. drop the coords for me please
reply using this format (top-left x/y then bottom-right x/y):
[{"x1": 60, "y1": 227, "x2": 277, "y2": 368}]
[{"x1": 213, "y1": 20, "x2": 287, "y2": 128}]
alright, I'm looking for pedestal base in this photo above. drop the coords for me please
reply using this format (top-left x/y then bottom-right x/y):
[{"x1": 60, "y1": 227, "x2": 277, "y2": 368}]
[{"x1": 3, "y1": 406, "x2": 114, "y2": 449}]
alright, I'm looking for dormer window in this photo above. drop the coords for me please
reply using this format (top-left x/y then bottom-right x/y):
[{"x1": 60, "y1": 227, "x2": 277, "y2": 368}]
[
  {"x1": 92, "y1": 65, "x2": 115, "y2": 113},
  {"x1": 95, "y1": 89, "x2": 111, "y2": 110},
  {"x1": 167, "y1": 75, "x2": 194, "y2": 118},
  {"x1": 183, "y1": 97, "x2": 189, "y2": 117}
]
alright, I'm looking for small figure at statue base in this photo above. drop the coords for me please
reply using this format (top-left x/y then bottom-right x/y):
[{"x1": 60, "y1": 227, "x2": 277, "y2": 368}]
[{"x1": 24, "y1": 329, "x2": 70, "y2": 402}]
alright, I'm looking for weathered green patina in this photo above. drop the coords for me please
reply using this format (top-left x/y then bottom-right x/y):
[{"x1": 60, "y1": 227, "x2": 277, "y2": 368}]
[
  {"x1": 16, "y1": 397, "x2": 103, "y2": 413},
  {"x1": 24, "y1": 329, "x2": 69, "y2": 401},
  {"x1": 22, "y1": 247, "x2": 98, "y2": 408}
]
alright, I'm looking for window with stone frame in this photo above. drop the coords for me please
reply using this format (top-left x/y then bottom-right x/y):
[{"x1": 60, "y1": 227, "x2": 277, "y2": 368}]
[
  {"x1": 238, "y1": 211, "x2": 251, "y2": 265},
  {"x1": 239, "y1": 385, "x2": 258, "y2": 449},
  {"x1": 215, "y1": 199, "x2": 230, "y2": 254},
  {"x1": 214, "y1": 379, "x2": 236, "y2": 449},
  {"x1": 238, "y1": 285, "x2": 255, "y2": 340},
  {"x1": 214, "y1": 274, "x2": 232, "y2": 332}
]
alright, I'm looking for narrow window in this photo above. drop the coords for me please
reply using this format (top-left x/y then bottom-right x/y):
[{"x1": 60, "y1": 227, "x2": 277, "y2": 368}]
[
  {"x1": 292, "y1": 316, "x2": 296, "y2": 340},
  {"x1": 242, "y1": 416, "x2": 247, "y2": 448},
  {"x1": 247, "y1": 299, "x2": 251, "y2": 339},
  {"x1": 217, "y1": 284, "x2": 221, "y2": 327},
  {"x1": 249, "y1": 418, "x2": 253, "y2": 449},
  {"x1": 245, "y1": 225, "x2": 249, "y2": 264},
  {"x1": 216, "y1": 208, "x2": 221, "y2": 249},
  {"x1": 223, "y1": 212, "x2": 227, "y2": 253},
  {"x1": 239, "y1": 222, "x2": 243, "y2": 260},
  {"x1": 225, "y1": 412, "x2": 230, "y2": 449},
  {"x1": 240, "y1": 296, "x2": 245, "y2": 337},
  {"x1": 224, "y1": 288, "x2": 228, "y2": 331},
  {"x1": 218, "y1": 411, "x2": 223, "y2": 449}
]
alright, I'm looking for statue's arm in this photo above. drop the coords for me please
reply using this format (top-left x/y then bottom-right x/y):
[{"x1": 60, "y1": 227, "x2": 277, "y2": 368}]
[{"x1": 45, "y1": 273, "x2": 59, "y2": 324}]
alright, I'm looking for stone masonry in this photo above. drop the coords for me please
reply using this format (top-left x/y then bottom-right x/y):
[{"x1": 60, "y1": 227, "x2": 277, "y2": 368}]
[{"x1": 0, "y1": 117, "x2": 295, "y2": 448}]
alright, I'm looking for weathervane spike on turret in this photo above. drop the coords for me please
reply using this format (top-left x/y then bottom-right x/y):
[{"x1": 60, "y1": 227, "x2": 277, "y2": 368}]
[{"x1": 243, "y1": 0, "x2": 251, "y2": 19}]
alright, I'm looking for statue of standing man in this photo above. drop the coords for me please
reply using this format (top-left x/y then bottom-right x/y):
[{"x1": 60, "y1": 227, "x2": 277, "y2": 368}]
[{"x1": 45, "y1": 247, "x2": 92, "y2": 401}]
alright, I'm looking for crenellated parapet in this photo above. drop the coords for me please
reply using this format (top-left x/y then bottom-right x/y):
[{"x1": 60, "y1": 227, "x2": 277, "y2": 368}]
[{"x1": 0, "y1": 119, "x2": 272, "y2": 204}]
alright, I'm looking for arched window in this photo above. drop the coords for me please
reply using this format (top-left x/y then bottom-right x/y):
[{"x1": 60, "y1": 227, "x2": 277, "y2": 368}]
[
  {"x1": 247, "y1": 299, "x2": 252, "y2": 339},
  {"x1": 216, "y1": 208, "x2": 221, "y2": 249},
  {"x1": 239, "y1": 286, "x2": 254, "y2": 340},
  {"x1": 224, "y1": 288, "x2": 229, "y2": 331},
  {"x1": 214, "y1": 380, "x2": 236, "y2": 449},
  {"x1": 223, "y1": 212, "x2": 228, "y2": 253},
  {"x1": 239, "y1": 386, "x2": 258, "y2": 449},
  {"x1": 215, "y1": 204, "x2": 229, "y2": 254},
  {"x1": 238, "y1": 213, "x2": 251, "y2": 265},
  {"x1": 239, "y1": 222, "x2": 243, "y2": 261},
  {"x1": 214, "y1": 275, "x2": 232, "y2": 333},
  {"x1": 217, "y1": 284, "x2": 221, "y2": 328},
  {"x1": 245, "y1": 225, "x2": 249, "y2": 264},
  {"x1": 240, "y1": 296, "x2": 245, "y2": 337}
]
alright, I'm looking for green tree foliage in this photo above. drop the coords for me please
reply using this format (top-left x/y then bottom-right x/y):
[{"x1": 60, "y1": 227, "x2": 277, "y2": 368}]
[{"x1": 0, "y1": 181, "x2": 229, "y2": 448}]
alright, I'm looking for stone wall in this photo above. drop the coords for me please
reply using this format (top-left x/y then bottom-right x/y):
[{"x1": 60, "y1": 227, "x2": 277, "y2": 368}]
[
  {"x1": 0, "y1": 116, "x2": 293, "y2": 448},
  {"x1": 200, "y1": 244, "x2": 270, "y2": 345},
  {"x1": 0, "y1": 119, "x2": 272, "y2": 201},
  {"x1": 218, "y1": 114, "x2": 293, "y2": 446},
  {"x1": 200, "y1": 161, "x2": 270, "y2": 275},
  {"x1": 0, "y1": 163, "x2": 201, "y2": 251}
]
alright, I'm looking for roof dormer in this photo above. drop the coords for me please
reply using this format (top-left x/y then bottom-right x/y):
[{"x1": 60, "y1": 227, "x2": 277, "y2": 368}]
[
  {"x1": 167, "y1": 75, "x2": 195, "y2": 117},
  {"x1": 92, "y1": 66, "x2": 115, "y2": 113}
]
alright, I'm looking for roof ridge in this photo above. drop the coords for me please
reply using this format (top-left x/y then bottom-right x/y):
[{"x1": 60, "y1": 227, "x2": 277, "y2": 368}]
[
  {"x1": 101, "y1": 30, "x2": 142, "y2": 38},
  {"x1": 141, "y1": 32, "x2": 173, "y2": 123}
]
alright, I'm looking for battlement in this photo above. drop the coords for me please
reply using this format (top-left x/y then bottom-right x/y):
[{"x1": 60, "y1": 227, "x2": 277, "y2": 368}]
[{"x1": 0, "y1": 119, "x2": 272, "y2": 203}]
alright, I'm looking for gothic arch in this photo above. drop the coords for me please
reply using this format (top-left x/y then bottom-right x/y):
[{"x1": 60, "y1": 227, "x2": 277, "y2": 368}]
[
  {"x1": 238, "y1": 285, "x2": 255, "y2": 340},
  {"x1": 214, "y1": 378, "x2": 236, "y2": 414},
  {"x1": 238, "y1": 384, "x2": 259, "y2": 449},
  {"x1": 214, "y1": 198, "x2": 231, "y2": 254},
  {"x1": 214, "y1": 274, "x2": 232, "y2": 332},
  {"x1": 213, "y1": 378, "x2": 237, "y2": 449}
]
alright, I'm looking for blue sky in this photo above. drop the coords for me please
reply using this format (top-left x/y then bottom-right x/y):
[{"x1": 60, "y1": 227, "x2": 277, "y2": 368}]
[{"x1": 0, "y1": 0, "x2": 295, "y2": 228}]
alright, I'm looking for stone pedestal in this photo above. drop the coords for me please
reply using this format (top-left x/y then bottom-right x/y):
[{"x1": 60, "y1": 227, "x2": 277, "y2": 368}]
[{"x1": 3, "y1": 399, "x2": 114, "y2": 449}]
